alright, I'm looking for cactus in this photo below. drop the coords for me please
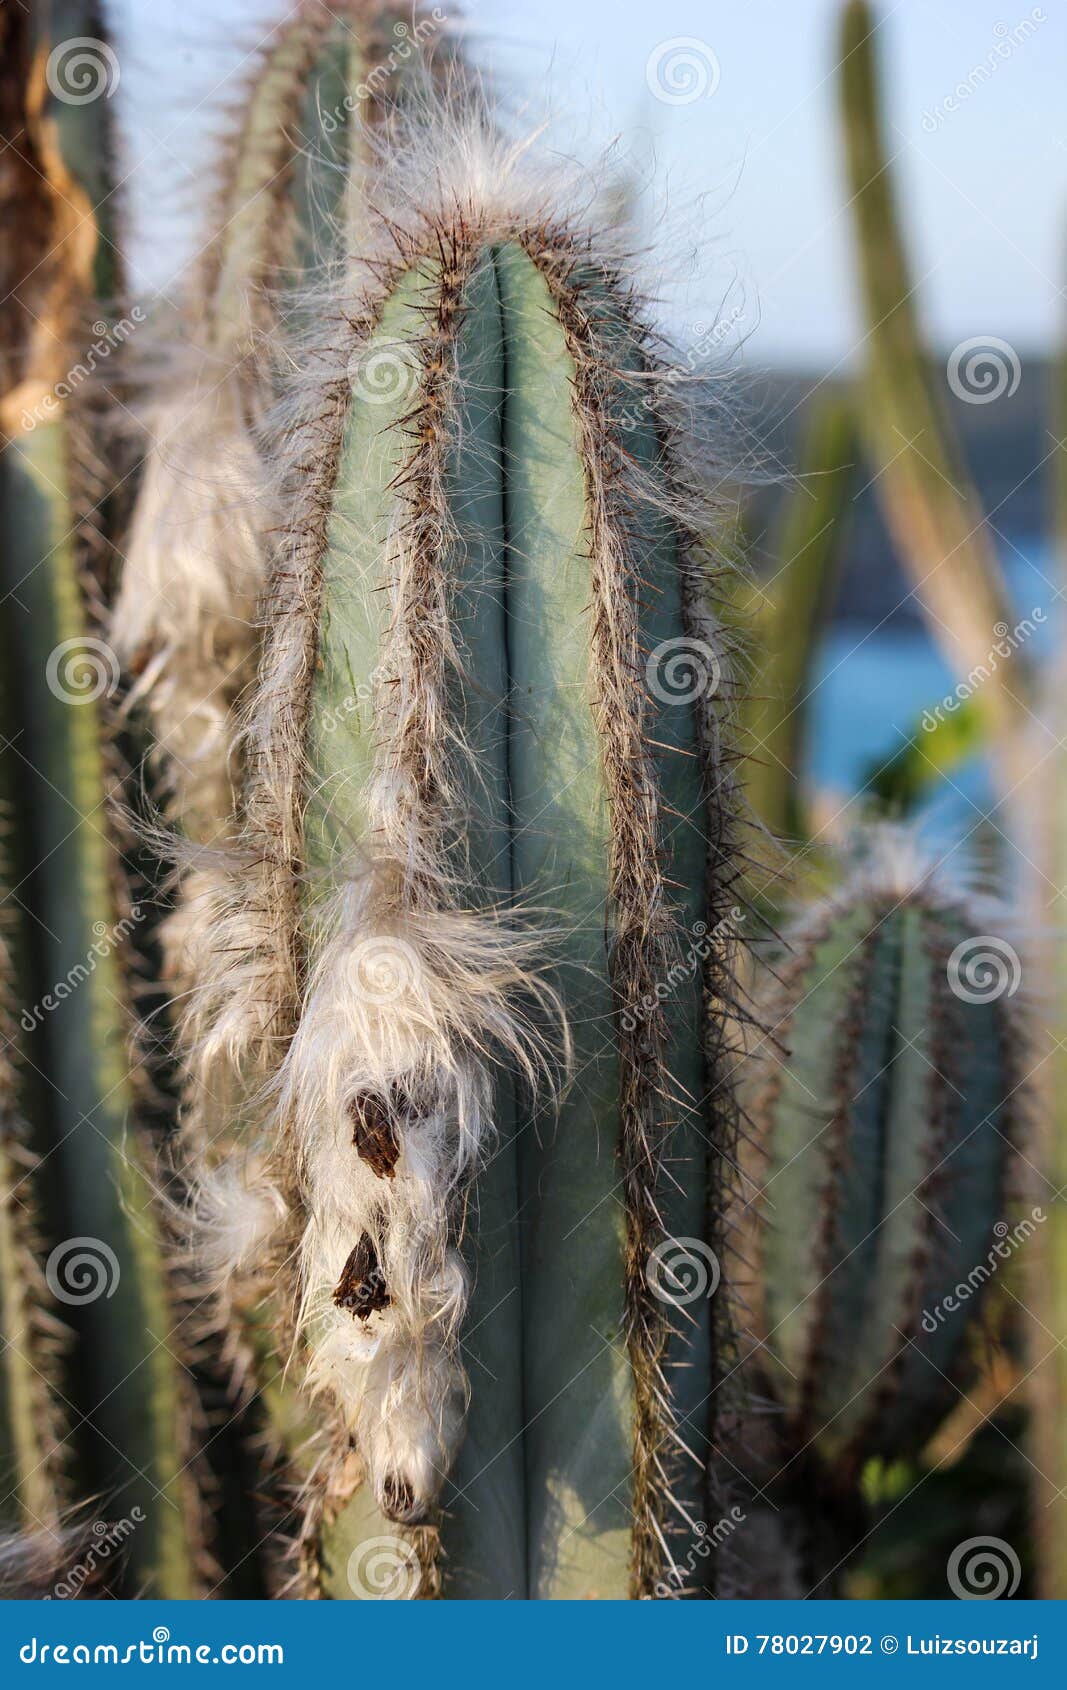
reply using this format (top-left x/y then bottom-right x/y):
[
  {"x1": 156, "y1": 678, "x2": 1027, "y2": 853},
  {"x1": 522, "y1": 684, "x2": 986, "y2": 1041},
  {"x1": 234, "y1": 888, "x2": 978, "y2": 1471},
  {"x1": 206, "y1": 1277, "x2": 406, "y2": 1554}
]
[
  {"x1": 112, "y1": 1, "x2": 464, "y2": 1354},
  {"x1": 1, "y1": 0, "x2": 1044, "y2": 1607},
  {"x1": 733, "y1": 830, "x2": 1021, "y2": 1589},
  {"x1": 114, "y1": 0, "x2": 451, "y2": 848},
  {"x1": 838, "y1": 1, "x2": 1032, "y2": 749},
  {"x1": 745, "y1": 396, "x2": 856, "y2": 842},
  {"x1": 0, "y1": 846, "x2": 68, "y2": 1535},
  {"x1": 110, "y1": 0, "x2": 463, "y2": 1533},
  {"x1": 0, "y1": 2, "x2": 202, "y2": 1595},
  {"x1": 166, "y1": 83, "x2": 747, "y2": 1601}
]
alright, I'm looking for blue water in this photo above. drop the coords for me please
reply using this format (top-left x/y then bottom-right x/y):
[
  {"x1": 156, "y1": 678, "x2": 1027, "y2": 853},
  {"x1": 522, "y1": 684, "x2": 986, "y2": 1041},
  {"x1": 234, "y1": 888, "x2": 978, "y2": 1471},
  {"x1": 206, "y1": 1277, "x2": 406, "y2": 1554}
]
[{"x1": 804, "y1": 536, "x2": 1058, "y2": 845}]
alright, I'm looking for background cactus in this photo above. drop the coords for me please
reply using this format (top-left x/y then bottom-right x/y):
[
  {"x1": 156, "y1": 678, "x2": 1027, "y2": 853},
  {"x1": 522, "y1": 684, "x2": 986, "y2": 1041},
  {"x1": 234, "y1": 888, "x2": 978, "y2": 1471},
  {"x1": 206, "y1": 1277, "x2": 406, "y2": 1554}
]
[
  {"x1": 0, "y1": 1, "x2": 201, "y2": 1595},
  {"x1": 732, "y1": 832, "x2": 1022, "y2": 1590},
  {"x1": 0, "y1": 843, "x2": 68, "y2": 1538},
  {"x1": 838, "y1": 0, "x2": 1033, "y2": 757},
  {"x1": 743, "y1": 396, "x2": 856, "y2": 844}
]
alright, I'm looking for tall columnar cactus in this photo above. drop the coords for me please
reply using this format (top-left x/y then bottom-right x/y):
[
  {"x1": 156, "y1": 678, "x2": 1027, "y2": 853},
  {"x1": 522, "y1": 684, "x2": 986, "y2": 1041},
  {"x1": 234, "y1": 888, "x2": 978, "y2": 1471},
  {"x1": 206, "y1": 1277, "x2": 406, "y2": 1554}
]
[
  {"x1": 0, "y1": 2, "x2": 200, "y2": 1595},
  {"x1": 745, "y1": 396, "x2": 856, "y2": 844},
  {"x1": 170, "y1": 92, "x2": 744, "y2": 1600},
  {"x1": 734, "y1": 831, "x2": 1021, "y2": 1589},
  {"x1": 838, "y1": 1, "x2": 1032, "y2": 749}
]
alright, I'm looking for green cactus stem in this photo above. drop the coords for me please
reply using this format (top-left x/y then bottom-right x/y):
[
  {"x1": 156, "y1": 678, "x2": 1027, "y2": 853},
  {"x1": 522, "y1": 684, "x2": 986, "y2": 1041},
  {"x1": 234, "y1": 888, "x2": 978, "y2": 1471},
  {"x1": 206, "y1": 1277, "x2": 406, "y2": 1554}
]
[
  {"x1": 0, "y1": 847, "x2": 68, "y2": 1535},
  {"x1": 184, "y1": 99, "x2": 744, "y2": 1600},
  {"x1": 107, "y1": 0, "x2": 476, "y2": 1597},
  {"x1": 114, "y1": 0, "x2": 457, "y2": 844},
  {"x1": 839, "y1": 1, "x2": 1032, "y2": 751},
  {"x1": 0, "y1": 425, "x2": 200, "y2": 1596},
  {"x1": 735, "y1": 831, "x2": 1021, "y2": 1587},
  {"x1": 0, "y1": 3, "x2": 200, "y2": 1595},
  {"x1": 745, "y1": 395, "x2": 856, "y2": 843}
]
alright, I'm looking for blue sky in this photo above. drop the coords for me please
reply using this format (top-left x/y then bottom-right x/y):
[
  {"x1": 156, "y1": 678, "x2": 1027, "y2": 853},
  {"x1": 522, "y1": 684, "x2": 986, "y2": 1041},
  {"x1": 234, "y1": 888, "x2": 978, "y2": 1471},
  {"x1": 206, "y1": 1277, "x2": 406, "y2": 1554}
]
[{"x1": 111, "y1": 0, "x2": 1067, "y2": 369}]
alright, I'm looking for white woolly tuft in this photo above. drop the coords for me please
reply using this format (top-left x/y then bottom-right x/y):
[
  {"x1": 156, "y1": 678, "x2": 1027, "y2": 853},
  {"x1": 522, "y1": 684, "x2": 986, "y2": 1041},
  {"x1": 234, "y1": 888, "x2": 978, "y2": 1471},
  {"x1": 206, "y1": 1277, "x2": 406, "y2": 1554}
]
[
  {"x1": 812, "y1": 822, "x2": 1009, "y2": 935},
  {"x1": 114, "y1": 366, "x2": 274, "y2": 835},
  {"x1": 186, "y1": 1160, "x2": 288, "y2": 1288},
  {"x1": 273, "y1": 863, "x2": 559, "y2": 1516}
]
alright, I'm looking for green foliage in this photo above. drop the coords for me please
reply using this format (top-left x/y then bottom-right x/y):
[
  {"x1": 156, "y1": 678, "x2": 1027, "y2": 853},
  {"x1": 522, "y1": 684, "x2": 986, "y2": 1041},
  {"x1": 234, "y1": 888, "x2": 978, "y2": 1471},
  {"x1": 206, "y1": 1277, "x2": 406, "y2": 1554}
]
[{"x1": 863, "y1": 696, "x2": 988, "y2": 811}]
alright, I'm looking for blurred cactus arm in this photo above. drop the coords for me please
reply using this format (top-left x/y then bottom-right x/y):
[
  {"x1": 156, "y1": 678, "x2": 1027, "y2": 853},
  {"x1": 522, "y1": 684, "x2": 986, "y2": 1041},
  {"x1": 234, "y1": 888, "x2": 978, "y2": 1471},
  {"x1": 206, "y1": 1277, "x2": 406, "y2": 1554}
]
[
  {"x1": 746, "y1": 396, "x2": 857, "y2": 841},
  {"x1": 839, "y1": 0, "x2": 1032, "y2": 747}
]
